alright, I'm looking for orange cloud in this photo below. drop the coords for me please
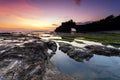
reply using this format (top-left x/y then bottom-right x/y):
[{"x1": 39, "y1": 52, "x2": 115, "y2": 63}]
[
  {"x1": 0, "y1": 0, "x2": 60, "y2": 31},
  {"x1": 0, "y1": 13, "x2": 56, "y2": 30},
  {"x1": 0, "y1": 0, "x2": 48, "y2": 30}
]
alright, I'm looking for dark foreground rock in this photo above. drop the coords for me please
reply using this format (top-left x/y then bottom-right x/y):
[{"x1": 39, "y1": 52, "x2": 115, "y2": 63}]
[
  {"x1": 59, "y1": 42, "x2": 93, "y2": 62},
  {"x1": 59, "y1": 42, "x2": 120, "y2": 62},
  {"x1": 85, "y1": 45, "x2": 120, "y2": 56},
  {"x1": 0, "y1": 38, "x2": 75, "y2": 80},
  {"x1": 0, "y1": 40, "x2": 58, "y2": 80},
  {"x1": 0, "y1": 33, "x2": 75, "y2": 80}
]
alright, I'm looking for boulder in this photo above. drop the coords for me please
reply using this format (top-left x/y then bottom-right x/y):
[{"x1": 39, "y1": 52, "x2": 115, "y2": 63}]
[
  {"x1": 59, "y1": 42, "x2": 93, "y2": 61},
  {"x1": 67, "y1": 48, "x2": 93, "y2": 58},
  {"x1": 85, "y1": 45, "x2": 120, "y2": 56},
  {"x1": 59, "y1": 42, "x2": 73, "y2": 53},
  {"x1": 47, "y1": 41, "x2": 57, "y2": 53},
  {"x1": 0, "y1": 40, "x2": 57, "y2": 80}
]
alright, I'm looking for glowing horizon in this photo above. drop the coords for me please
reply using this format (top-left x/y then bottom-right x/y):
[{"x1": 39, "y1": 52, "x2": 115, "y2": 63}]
[{"x1": 0, "y1": 0, "x2": 120, "y2": 31}]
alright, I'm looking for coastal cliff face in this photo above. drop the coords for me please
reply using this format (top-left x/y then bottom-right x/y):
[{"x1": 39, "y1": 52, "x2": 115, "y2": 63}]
[
  {"x1": 55, "y1": 20, "x2": 76, "y2": 33},
  {"x1": 55, "y1": 15, "x2": 120, "y2": 33},
  {"x1": 0, "y1": 33, "x2": 74, "y2": 80}
]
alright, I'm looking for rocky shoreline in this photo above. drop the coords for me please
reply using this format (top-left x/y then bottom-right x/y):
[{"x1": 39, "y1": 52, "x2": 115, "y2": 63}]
[
  {"x1": 0, "y1": 33, "x2": 75, "y2": 80},
  {"x1": 1, "y1": 33, "x2": 120, "y2": 80},
  {"x1": 58, "y1": 41, "x2": 120, "y2": 62}
]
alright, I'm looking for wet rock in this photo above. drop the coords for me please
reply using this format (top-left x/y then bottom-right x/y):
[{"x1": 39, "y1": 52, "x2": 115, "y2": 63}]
[
  {"x1": 0, "y1": 33, "x2": 75, "y2": 80},
  {"x1": 0, "y1": 39, "x2": 57, "y2": 80},
  {"x1": 85, "y1": 45, "x2": 120, "y2": 56},
  {"x1": 47, "y1": 41, "x2": 57, "y2": 53},
  {"x1": 59, "y1": 42, "x2": 93, "y2": 61},
  {"x1": 59, "y1": 42, "x2": 73, "y2": 53},
  {"x1": 67, "y1": 48, "x2": 93, "y2": 58}
]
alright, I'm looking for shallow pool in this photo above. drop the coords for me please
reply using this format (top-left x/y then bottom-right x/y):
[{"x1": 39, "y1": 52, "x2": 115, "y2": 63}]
[{"x1": 51, "y1": 43, "x2": 120, "y2": 80}]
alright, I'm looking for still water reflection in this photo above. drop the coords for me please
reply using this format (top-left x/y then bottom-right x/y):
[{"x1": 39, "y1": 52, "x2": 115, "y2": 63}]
[{"x1": 51, "y1": 44, "x2": 120, "y2": 80}]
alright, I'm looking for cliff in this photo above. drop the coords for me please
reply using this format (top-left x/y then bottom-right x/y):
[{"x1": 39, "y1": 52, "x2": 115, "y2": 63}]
[{"x1": 55, "y1": 15, "x2": 120, "y2": 33}]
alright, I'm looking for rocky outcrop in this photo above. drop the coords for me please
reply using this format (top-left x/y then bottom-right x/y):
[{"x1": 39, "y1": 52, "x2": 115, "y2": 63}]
[
  {"x1": 58, "y1": 42, "x2": 120, "y2": 62},
  {"x1": 0, "y1": 33, "x2": 76, "y2": 80},
  {"x1": 59, "y1": 42, "x2": 93, "y2": 62},
  {"x1": 55, "y1": 20, "x2": 76, "y2": 33},
  {"x1": 0, "y1": 39, "x2": 58, "y2": 80},
  {"x1": 55, "y1": 15, "x2": 120, "y2": 33},
  {"x1": 85, "y1": 45, "x2": 120, "y2": 56},
  {"x1": 59, "y1": 42, "x2": 73, "y2": 53}
]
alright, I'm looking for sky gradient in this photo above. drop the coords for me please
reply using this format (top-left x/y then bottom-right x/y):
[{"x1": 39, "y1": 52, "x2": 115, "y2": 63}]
[{"x1": 0, "y1": 0, "x2": 120, "y2": 31}]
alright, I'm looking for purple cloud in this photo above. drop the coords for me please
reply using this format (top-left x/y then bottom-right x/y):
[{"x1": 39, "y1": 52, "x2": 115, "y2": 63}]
[{"x1": 74, "y1": 0, "x2": 81, "y2": 5}]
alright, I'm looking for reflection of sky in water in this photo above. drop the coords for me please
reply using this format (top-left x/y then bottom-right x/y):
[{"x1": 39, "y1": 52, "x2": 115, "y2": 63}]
[{"x1": 51, "y1": 49, "x2": 120, "y2": 80}]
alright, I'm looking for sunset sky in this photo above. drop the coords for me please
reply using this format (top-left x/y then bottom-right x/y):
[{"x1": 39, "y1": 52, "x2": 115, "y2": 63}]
[{"x1": 0, "y1": 0, "x2": 120, "y2": 31}]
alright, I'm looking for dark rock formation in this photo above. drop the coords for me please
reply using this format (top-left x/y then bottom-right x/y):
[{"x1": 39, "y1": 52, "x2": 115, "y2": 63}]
[
  {"x1": 59, "y1": 42, "x2": 73, "y2": 53},
  {"x1": 0, "y1": 33, "x2": 76, "y2": 80},
  {"x1": 67, "y1": 48, "x2": 93, "y2": 59},
  {"x1": 0, "y1": 40, "x2": 57, "y2": 80},
  {"x1": 55, "y1": 20, "x2": 76, "y2": 33},
  {"x1": 58, "y1": 42, "x2": 120, "y2": 62},
  {"x1": 47, "y1": 41, "x2": 57, "y2": 53},
  {"x1": 59, "y1": 42, "x2": 93, "y2": 62},
  {"x1": 85, "y1": 45, "x2": 120, "y2": 56},
  {"x1": 55, "y1": 15, "x2": 120, "y2": 33}
]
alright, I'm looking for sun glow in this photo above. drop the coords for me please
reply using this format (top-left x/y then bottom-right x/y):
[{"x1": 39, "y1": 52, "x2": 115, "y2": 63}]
[{"x1": 0, "y1": 14, "x2": 57, "y2": 30}]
